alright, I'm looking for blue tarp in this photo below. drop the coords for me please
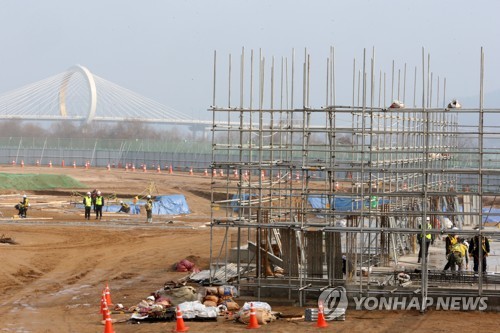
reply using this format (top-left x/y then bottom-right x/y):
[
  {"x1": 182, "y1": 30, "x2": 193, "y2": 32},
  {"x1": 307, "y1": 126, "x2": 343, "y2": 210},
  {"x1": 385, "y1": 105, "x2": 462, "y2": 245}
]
[
  {"x1": 231, "y1": 194, "x2": 257, "y2": 212},
  {"x1": 75, "y1": 194, "x2": 190, "y2": 215},
  {"x1": 75, "y1": 202, "x2": 141, "y2": 214},
  {"x1": 230, "y1": 194, "x2": 388, "y2": 213},
  {"x1": 483, "y1": 208, "x2": 500, "y2": 223},
  {"x1": 103, "y1": 204, "x2": 141, "y2": 214},
  {"x1": 308, "y1": 195, "x2": 389, "y2": 212},
  {"x1": 153, "y1": 195, "x2": 190, "y2": 215}
]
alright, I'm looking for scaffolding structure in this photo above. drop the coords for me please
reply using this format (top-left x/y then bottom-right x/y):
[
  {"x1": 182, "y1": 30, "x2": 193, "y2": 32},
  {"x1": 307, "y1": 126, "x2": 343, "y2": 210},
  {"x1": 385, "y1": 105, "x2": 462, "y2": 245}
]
[{"x1": 209, "y1": 47, "x2": 500, "y2": 309}]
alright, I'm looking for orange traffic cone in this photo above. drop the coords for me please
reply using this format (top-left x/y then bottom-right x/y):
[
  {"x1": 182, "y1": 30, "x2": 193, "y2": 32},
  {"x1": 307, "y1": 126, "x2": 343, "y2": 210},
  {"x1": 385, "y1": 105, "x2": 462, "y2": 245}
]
[
  {"x1": 104, "y1": 283, "x2": 112, "y2": 306},
  {"x1": 20, "y1": 160, "x2": 24, "y2": 168},
  {"x1": 73, "y1": 160, "x2": 76, "y2": 168},
  {"x1": 189, "y1": 167, "x2": 193, "y2": 176},
  {"x1": 100, "y1": 290, "x2": 107, "y2": 320},
  {"x1": 169, "y1": 165, "x2": 173, "y2": 174},
  {"x1": 157, "y1": 165, "x2": 161, "y2": 173},
  {"x1": 203, "y1": 169, "x2": 208, "y2": 176},
  {"x1": 143, "y1": 164, "x2": 147, "y2": 172},
  {"x1": 173, "y1": 306, "x2": 189, "y2": 332},
  {"x1": 103, "y1": 302, "x2": 115, "y2": 333},
  {"x1": 246, "y1": 303, "x2": 260, "y2": 329},
  {"x1": 131, "y1": 164, "x2": 136, "y2": 172},
  {"x1": 315, "y1": 302, "x2": 328, "y2": 328}
]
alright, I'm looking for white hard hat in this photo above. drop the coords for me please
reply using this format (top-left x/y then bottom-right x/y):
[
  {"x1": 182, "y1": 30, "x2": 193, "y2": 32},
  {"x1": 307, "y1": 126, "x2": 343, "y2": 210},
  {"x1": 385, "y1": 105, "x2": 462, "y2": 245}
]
[
  {"x1": 426, "y1": 216, "x2": 430, "y2": 221},
  {"x1": 146, "y1": 296, "x2": 155, "y2": 301},
  {"x1": 147, "y1": 195, "x2": 151, "y2": 199},
  {"x1": 23, "y1": 194, "x2": 27, "y2": 198},
  {"x1": 120, "y1": 200, "x2": 123, "y2": 204},
  {"x1": 97, "y1": 191, "x2": 101, "y2": 195},
  {"x1": 87, "y1": 192, "x2": 91, "y2": 195}
]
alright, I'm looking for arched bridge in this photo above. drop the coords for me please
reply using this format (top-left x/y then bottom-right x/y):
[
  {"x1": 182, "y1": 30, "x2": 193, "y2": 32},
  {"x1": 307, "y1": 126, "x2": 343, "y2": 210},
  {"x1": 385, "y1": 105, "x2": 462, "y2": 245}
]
[{"x1": 0, "y1": 65, "x2": 211, "y2": 127}]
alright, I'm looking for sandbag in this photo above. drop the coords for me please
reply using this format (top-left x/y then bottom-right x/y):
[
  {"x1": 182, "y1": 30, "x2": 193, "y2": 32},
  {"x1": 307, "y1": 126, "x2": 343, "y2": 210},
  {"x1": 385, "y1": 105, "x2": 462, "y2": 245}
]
[
  {"x1": 237, "y1": 308, "x2": 276, "y2": 325},
  {"x1": 203, "y1": 300, "x2": 217, "y2": 307},
  {"x1": 218, "y1": 285, "x2": 237, "y2": 297},
  {"x1": 159, "y1": 285, "x2": 199, "y2": 306},
  {"x1": 204, "y1": 285, "x2": 237, "y2": 297},
  {"x1": 204, "y1": 295, "x2": 219, "y2": 303},
  {"x1": 205, "y1": 287, "x2": 219, "y2": 296},
  {"x1": 220, "y1": 298, "x2": 240, "y2": 311}
]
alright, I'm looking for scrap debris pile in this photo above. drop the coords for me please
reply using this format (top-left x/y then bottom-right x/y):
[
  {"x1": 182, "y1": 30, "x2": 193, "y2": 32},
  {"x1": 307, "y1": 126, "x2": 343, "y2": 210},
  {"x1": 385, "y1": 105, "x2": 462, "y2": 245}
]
[
  {"x1": 100, "y1": 257, "x2": 346, "y2": 329},
  {"x1": 111, "y1": 280, "x2": 277, "y2": 326}
]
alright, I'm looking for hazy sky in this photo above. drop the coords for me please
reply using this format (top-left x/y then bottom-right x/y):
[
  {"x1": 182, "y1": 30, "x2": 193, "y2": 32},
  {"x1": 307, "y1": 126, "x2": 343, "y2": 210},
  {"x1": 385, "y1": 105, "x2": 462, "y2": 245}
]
[{"x1": 0, "y1": 0, "x2": 499, "y2": 121}]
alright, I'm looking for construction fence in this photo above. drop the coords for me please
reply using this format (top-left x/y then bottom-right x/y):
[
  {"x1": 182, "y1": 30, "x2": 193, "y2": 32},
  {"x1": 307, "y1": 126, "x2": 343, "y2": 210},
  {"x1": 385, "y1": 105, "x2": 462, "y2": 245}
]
[{"x1": 0, "y1": 137, "x2": 216, "y2": 172}]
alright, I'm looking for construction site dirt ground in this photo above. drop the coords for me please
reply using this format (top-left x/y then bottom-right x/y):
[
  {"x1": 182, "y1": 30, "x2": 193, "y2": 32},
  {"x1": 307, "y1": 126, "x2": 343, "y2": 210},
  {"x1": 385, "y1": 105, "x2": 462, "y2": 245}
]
[{"x1": 0, "y1": 165, "x2": 499, "y2": 333}]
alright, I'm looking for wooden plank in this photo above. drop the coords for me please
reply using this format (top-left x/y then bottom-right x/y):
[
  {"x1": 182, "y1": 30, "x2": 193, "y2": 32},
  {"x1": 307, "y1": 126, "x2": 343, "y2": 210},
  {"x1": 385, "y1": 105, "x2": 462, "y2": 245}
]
[{"x1": 247, "y1": 241, "x2": 283, "y2": 266}]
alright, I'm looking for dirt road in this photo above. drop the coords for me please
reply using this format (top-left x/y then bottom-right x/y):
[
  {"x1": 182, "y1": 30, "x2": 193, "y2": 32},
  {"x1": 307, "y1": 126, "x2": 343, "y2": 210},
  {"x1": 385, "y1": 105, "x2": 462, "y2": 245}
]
[{"x1": 0, "y1": 166, "x2": 498, "y2": 332}]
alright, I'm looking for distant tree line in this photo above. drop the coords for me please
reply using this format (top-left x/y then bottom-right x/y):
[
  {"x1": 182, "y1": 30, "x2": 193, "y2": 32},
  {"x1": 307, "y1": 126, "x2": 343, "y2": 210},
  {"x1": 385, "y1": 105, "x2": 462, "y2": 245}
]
[{"x1": 0, "y1": 120, "x2": 188, "y2": 140}]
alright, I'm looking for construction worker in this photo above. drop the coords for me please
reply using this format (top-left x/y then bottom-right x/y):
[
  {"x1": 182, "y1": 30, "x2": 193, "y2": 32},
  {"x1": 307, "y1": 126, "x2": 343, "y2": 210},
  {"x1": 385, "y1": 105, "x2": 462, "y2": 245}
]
[
  {"x1": 16, "y1": 194, "x2": 29, "y2": 218},
  {"x1": 118, "y1": 200, "x2": 130, "y2": 213},
  {"x1": 446, "y1": 237, "x2": 469, "y2": 271},
  {"x1": 417, "y1": 216, "x2": 432, "y2": 263},
  {"x1": 145, "y1": 195, "x2": 153, "y2": 223},
  {"x1": 442, "y1": 228, "x2": 458, "y2": 270},
  {"x1": 469, "y1": 227, "x2": 490, "y2": 274},
  {"x1": 94, "y1": 191, "x2": 104, "y2": 220},
  {"x1": 83, "y1": 192, "x2": 92, "y2": 220}
]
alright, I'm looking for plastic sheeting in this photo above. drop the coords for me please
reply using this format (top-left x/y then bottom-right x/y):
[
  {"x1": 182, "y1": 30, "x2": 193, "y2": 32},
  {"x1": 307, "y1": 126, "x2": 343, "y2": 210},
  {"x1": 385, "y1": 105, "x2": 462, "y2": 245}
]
[
  {"x1": 308, "y1": 195, "x2": 389, "y2": 213},
  {"x1": 103, "y1": 204, "x2": 141, "y2": 214},
  {"x1": 231, "y1": 193, "x2": 257, "y2": 212},
  {"x1": 178, "y1": 301, "x2": 218, "y2": 319},
  {"x1": 483, "y1": 208, "x2": 500, "y2": 223},
  {"x1": 153, "y1": 195, "x2": 190, "y2": 215},
  {"x1": 75, "y1": 202, "x2": 141, "y2": 214},
  {"x1": 75, "y1": 194, "x2": 190, "y2": 215}
]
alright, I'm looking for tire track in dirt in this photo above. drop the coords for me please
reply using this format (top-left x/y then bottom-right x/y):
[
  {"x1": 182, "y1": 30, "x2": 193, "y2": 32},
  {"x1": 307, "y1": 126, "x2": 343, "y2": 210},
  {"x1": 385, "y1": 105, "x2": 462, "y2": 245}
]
[{"x1": 0, "y1": 166, "x2": 220, "y2": 332}]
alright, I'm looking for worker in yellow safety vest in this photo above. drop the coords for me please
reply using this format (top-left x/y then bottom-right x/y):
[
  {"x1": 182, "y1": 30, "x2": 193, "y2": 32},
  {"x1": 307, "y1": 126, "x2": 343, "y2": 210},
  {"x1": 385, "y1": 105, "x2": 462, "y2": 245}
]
[
  {"x1": 446, "y1": 237, "x2": 469, "y2": 271},
  {"x1": 145, "y1": 195, "x2": 153, "y2": 223},
  {"x1": 83, "y1": 192, "x2": 92, "y2": 220},
  {"x1": 417, "y1": 217, "x2": 432, "y2": 263},
  {"x1": 17, "y1": 194, "x2": 30, "y2": 218},
  {"x1": 118, "y1": 201, "x2": 131, "y2": 214},
  {"x1": 94, "y1": 191, "x2": 104, "y2": 220}
]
